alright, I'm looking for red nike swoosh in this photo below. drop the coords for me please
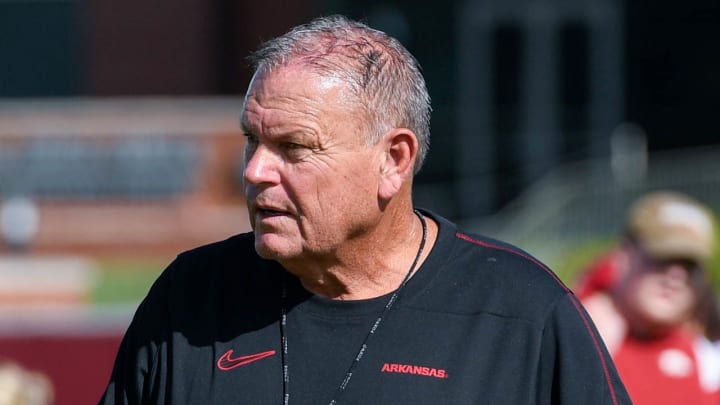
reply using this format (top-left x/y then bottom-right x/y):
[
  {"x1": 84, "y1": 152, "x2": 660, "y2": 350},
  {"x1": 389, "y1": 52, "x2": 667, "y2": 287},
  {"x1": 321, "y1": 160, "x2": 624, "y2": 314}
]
[{"x1": 216, "y1": 349, "x2": 276, "y2": 371}]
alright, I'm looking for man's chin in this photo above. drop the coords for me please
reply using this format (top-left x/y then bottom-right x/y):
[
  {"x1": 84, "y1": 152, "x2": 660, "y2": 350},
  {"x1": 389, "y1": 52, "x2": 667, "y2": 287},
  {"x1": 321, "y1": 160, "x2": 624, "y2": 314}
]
[{"x1": 253, "y1": 236, "x2": 297, "y2": 261}]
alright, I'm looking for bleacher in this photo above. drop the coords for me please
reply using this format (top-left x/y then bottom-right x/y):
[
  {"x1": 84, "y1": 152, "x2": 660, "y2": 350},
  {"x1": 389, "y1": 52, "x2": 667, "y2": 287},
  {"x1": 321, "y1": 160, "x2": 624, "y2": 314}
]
[
  {"x1": 0, "y1": 136, "x2": 200, "y2": 199},
  {"x1": 0, "y1": 97, "x2": 251, "y2": 256}
]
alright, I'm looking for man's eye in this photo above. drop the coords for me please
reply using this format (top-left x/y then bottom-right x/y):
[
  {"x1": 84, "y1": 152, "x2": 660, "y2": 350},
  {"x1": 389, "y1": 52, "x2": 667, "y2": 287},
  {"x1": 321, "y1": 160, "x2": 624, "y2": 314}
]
[
  {"x1": 280, "y1": 142, "x2": 308, "y2": 152},
  {"x1": 280, "y1": 143, "x2": 312, "y2": 160},
  {"x1": 284, "y1": 143, "x2": 303, "y2": 150}
]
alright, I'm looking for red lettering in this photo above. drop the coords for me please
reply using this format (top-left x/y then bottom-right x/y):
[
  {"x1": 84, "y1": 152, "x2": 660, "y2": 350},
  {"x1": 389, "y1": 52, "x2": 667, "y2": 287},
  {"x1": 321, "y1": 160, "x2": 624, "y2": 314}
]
[{"x1": 379, "y1": 363, "x2": 448, "y2": 379}]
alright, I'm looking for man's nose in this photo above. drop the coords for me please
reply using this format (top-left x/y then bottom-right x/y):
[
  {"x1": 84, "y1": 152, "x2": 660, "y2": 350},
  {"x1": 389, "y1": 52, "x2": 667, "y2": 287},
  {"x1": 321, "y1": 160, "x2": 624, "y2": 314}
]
[{"x1": 243, "y1": 145, "x2": 281, "y2": 185}]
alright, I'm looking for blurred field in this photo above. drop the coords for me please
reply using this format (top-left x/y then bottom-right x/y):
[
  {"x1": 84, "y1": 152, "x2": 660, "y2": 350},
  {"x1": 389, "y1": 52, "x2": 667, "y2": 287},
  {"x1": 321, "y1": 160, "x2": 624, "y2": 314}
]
[
  {"x1": 91, "y1": 258, "x2": 167, "y2": 304},
  {"x1": 550, "y1": 238, "x2": 617, "y2": 285},
  {"x1": 89, "y1": 225, "x2": 720, "y2": 307}
]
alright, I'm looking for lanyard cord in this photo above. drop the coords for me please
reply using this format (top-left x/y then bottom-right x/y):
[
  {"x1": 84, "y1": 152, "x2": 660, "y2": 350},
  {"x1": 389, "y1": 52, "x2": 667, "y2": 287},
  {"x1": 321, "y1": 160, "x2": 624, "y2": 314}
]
[{"x1": 280, "y1": 210, "x2": 428, "y2": 405}]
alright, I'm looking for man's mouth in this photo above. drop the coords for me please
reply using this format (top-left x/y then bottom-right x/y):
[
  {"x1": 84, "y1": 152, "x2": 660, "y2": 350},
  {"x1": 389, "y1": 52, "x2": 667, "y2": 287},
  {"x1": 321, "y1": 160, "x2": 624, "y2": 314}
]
[{"x1": 257, "y1": 207, "x2": 286, "y2": 216}]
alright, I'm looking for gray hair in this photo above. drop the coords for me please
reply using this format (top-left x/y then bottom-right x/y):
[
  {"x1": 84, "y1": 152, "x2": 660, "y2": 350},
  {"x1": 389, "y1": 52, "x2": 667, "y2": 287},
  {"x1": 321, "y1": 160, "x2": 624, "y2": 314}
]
[{"x1": 247, "y1": 15, "x2": 431, "y2": 173}]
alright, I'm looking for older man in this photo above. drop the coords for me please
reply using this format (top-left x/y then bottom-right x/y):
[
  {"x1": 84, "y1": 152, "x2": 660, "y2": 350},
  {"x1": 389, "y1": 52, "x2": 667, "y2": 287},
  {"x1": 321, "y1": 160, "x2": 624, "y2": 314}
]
[{"x1": 101, "y1": 15, "x2": 629, "y2": 404}]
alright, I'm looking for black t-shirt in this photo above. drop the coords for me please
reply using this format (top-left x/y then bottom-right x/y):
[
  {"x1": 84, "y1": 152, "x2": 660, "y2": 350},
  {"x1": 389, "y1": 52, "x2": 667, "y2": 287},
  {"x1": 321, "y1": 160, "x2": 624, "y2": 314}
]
[{"x1": 100, "y1": 210, "x2": 631, "y2": 404}]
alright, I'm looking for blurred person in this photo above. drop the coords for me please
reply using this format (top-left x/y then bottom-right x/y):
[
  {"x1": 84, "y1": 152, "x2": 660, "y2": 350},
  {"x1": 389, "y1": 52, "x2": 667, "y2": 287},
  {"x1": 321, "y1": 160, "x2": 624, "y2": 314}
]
[
  {"x1": 0, "y1": 360, "x2": 53, "y2": 405},
  {"x1": 100, "y1": 15, "x2": 629, "y2": 404},
  {"x1": 576, "y1": 191, "x2": 720, "y2": 404}
]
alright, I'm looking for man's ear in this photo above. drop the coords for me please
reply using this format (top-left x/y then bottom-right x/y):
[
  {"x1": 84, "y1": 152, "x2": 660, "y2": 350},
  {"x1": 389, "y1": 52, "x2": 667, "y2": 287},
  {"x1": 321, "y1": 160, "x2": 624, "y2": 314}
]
[{"x1": 378, "y1": 128, "x2": 418, "y2": 200}]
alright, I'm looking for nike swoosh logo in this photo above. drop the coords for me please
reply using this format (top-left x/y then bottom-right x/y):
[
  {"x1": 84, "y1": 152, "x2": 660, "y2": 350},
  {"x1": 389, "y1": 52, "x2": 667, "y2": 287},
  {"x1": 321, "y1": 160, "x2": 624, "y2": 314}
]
[{"x1": 217, "y1": 349, "x2": 276, "y2": 371}]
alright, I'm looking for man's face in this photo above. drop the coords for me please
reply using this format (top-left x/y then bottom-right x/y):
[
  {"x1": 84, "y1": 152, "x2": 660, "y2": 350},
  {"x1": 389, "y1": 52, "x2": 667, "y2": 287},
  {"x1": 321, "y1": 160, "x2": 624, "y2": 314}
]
[
  {"x1": 240, "y1": 66, "x2": 383, "y2": 262},
  {"x1": 621, "y1": 249, "x2": 697, "y2": 332}
]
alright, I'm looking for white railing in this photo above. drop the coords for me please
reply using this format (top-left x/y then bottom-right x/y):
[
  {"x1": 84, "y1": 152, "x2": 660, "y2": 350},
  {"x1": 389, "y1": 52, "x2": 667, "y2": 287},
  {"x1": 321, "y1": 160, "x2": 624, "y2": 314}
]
[{"x1": 463, "y1": 144, "x2": 720, "y2": 265}]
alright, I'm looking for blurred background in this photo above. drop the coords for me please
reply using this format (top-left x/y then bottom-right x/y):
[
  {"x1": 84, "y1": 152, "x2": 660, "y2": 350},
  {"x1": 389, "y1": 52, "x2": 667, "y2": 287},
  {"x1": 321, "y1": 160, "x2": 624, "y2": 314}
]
[{"x1": 1, "y1": 0, "x2": 719, "y2": 403}]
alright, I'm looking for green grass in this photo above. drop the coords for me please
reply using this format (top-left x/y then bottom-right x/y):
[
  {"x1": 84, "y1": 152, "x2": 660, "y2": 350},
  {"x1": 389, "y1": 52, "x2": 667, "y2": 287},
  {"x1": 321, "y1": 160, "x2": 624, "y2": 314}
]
[
  {"x1": 549, "y1": 238, "x2": 618, "y2": 287},
  {"x1": 91, "y1": 258, "x2": 167, "y2": 304}
]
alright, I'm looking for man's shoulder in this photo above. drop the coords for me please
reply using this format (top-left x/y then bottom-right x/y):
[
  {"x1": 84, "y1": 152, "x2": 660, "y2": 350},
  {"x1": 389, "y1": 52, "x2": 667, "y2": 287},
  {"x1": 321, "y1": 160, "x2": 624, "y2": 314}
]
[
  {"x1": 437, "y1": 227, "x2": 572, "y2": 315},
  {"x1": 179, "y1": 232, "x2": 256, "y2": 259},
  {"x1": 155, "y1": 231, "x2": 280, "y2": 302},
  {"x1": 164, "y1": 232, "x2": 264, "y2": 283},
  {"x1": 425, "y1": 210, "x2": 566, "y2": 290},
  {"x1": 452, "y1": 228, "x2": 563, "y2": 284}
]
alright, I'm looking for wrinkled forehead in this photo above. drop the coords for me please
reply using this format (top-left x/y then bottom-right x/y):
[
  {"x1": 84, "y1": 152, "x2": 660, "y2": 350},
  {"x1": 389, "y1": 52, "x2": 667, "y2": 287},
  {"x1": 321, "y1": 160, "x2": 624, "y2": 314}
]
[
  {"x1": 243, "y1": 64, "x2": 357, "y2": 113},
  {"x1": 253, "y1": 63, "x2": 347, "y2": 93},
  {"x1": 240, "y1": 65, "x2": 362, "y2": 132}
]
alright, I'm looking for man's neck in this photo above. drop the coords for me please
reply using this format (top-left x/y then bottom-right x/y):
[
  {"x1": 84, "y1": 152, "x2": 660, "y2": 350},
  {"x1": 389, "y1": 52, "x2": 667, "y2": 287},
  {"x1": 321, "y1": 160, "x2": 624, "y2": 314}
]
[{"x1": 280, "y1": 209, "x2": 437, "y2": 300}]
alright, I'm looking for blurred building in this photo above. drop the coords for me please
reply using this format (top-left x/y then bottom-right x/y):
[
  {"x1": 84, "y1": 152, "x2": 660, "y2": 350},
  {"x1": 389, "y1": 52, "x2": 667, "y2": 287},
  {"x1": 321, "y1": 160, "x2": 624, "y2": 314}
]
[
  {"x1": 0, "y1": 98, "x2": 249, "y2": 256},
  {"x1": 3, "y1": 0, "x2": 719, "y2": 219}
]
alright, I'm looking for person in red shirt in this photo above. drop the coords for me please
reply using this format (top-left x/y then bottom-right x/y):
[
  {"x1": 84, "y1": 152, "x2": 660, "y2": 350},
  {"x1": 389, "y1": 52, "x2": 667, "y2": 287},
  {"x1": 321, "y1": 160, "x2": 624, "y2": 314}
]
[{"x1": 576, "y1": 191, "x2": 720, "y2": 405}]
